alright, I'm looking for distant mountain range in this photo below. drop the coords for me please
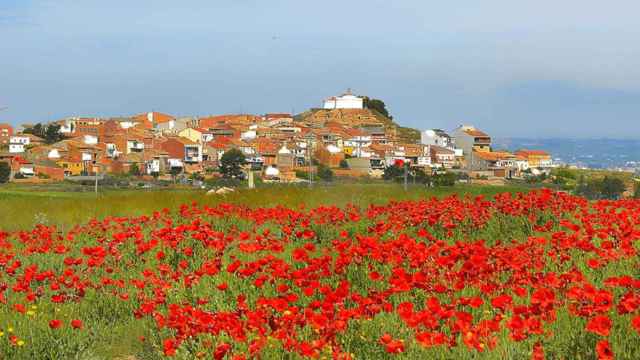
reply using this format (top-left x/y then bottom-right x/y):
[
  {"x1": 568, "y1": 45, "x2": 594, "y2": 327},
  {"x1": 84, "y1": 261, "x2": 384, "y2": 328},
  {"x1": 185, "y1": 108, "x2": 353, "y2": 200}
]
[{"x1": 492, "y1": 138, "x2": 640, "y2": 169}]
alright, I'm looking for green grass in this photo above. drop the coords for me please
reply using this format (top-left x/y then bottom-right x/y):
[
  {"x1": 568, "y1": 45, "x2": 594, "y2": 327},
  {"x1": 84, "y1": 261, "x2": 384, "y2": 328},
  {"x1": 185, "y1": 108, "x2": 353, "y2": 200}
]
[{"x1": 0, "y1": 183, "x2": 527, "y2": 231}]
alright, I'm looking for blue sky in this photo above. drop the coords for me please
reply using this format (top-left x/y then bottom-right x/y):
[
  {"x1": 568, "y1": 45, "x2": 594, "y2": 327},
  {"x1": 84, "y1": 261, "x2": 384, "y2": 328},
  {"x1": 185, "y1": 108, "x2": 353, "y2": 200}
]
[{"x1": 1, "y1": 0, "x2": 639, "y2": 138}]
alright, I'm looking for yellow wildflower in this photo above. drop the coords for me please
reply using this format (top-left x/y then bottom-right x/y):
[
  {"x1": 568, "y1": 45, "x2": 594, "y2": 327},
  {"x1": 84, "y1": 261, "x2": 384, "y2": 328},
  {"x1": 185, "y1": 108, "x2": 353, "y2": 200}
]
[{"x1": 17, "y1": 340, "x2": 25, "y2": 346}]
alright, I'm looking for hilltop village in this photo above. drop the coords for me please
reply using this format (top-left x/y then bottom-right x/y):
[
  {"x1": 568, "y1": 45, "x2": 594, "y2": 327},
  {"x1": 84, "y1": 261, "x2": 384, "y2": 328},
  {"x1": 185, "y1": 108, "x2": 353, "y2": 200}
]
[{"x1": 0, "y1": 90, "x2": 553, "y2": 184}]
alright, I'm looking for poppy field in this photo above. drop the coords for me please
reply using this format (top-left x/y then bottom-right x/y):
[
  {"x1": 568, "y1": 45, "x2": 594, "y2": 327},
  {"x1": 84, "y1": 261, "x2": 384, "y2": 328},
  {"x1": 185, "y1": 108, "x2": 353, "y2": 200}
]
[{"x1": 1, "y1": 188, "x2": 640, "y2": 359}]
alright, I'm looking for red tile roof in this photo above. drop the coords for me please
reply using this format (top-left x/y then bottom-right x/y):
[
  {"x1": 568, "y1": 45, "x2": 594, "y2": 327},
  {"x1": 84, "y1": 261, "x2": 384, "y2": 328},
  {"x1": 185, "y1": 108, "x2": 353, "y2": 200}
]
[
  {"x1": 516, "y1": 149, "x2": 550, "y2": 156},
  {"x1": 133, "y1": 112, "x2": 175, "y2": 125},
  {"x1": 464, "y1": 129, "x2": 490, "y2": 137},
  {"x1": 473, "y1": 151, "x2": 515, "y2": 161}
]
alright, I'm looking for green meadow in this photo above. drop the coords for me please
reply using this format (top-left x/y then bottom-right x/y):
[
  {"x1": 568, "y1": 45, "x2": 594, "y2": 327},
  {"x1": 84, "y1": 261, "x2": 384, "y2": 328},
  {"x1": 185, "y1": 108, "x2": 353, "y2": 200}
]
[{"x1": 0, "y1": 183, "x2": 527, "y2": 231}]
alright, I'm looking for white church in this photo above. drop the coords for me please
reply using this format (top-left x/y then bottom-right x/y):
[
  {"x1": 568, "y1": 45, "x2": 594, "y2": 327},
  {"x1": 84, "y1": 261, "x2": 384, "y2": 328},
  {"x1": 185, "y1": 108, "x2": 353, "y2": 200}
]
[{"x1": 323, "y1": 89, "x2": 364, "y2": 109}]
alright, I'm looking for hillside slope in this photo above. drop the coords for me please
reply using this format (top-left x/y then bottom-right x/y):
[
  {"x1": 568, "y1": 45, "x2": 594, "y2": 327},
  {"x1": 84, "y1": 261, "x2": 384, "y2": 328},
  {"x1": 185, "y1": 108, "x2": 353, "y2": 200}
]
[{"x1": 295, "y1": 108, "x2": 420, "y2": 143}]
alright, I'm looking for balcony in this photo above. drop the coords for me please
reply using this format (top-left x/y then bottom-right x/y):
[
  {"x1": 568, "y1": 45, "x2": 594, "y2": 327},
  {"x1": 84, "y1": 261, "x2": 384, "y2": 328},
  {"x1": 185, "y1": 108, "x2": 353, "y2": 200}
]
[
  {"x1": 128, "y1": 141, "x2": 145, "y2": 152},
  {"x1": 473, "y1": 137, "x2": 491, "y2": 145}
]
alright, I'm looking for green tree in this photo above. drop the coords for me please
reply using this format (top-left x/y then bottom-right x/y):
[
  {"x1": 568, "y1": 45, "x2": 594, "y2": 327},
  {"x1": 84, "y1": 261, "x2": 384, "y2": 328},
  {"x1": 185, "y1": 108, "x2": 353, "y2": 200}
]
[
  {"x1": 169, "y1": 167, "x2": 182, "y2": 184},
  {"x1": 0, "y1": 162, "x2": 10, "y2": 183},
  {"x1": 129, "y1": 163, "x2": 141, "y2": 177},
  {"x1": 23, "y1": 123, "x2": 64, "y2": 144},
  {"x1": 600, "y1": 176, "x2": 625, "y2": 200},
  {"x1": 432, "y1": 172, "x2": 456, "y2": 186},
  {"x1": 219, "y1": 148, "x2": 246, "y2": 179},
  {"x1": 363, "y1": 97, "x2": 392, "y2": 119},
  {"x1": 44, "y1": 124, "x2": 64, "y2": 144},
  {"x1": 23, "y1": 123, "x2": 42, "y2": 136},
  {"x1": 383, "y1": 164, "x2": 404, "y2": 182},
  {"x1": 317, "y1": 164, "x2": 334, "y2": 182}
]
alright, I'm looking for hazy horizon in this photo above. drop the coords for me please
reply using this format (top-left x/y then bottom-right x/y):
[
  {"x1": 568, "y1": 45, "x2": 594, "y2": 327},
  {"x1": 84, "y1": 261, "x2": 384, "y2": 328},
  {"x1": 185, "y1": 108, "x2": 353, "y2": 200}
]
[{"x1": 2, "y1": 1, "x2": 640, "y2": 139}]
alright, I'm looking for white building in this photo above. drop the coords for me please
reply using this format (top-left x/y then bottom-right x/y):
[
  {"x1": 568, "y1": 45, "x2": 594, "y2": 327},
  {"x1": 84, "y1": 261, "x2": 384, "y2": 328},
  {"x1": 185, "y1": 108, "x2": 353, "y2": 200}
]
[
  {"x1": 58, "y1": 119, "x2": 75, "y2": 134},
  {"x1": 48, "y1": 149, "x2": 61, "y2": 159},
  {"x1": 9, "y1": 135, "x2": 31, "y2": 146},
  {"x1": 323, "y1": 89, "x2": 364, "y2": 109},
  {"x1": 9, "y1": 143, "x2": 24, "y2": 153},
  {"x1": 83, "y1": 135, "x2": 98, "y2": 145},
  {"x1": 421, "y1": 129, "x2": 453, "y2": 148},
  {"x1": 240, "y1": 130, "x2": 257, "y2": 141},
  {"x1": 451, "y1": 125, "x2": 491, "y2": 157}
]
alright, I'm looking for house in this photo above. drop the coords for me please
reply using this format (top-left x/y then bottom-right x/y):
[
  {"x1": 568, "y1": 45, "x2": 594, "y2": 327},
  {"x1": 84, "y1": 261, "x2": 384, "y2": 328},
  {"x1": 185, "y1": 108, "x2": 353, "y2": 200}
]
[
  {"x1": 154, "y1": 117, "x2": 192, "y2": 134},
  {"x1": 133, "y1": 112, "x2": 175, "y2": 130},
  {"x1": 429, "y1": 145, "x2": 456, "y2": 168},
  {"x1": 72, "y1": 118, "x2": 104, "y2": 137},
  {"x1": 178, "y1": 128, "x2": 204, "y2": 144},
  {"x1": 81, "y1": 134, "x2": 98, "y2": 145},
  {"x1": 197, "y1": 122, "x2": 238, "y2": 140},
  {"x1": 10, "y1": 134, "x2": 44, "y2": 146},
  {"x1": 159, "y1": 137, "x2": 202, "y2": 166},
  {"x1": 515, "y1": 150, "x2": 553, "y2": 169},
  {"x1": 323, "y1": 89, "x2": 364, "y2": 109},
  {"x1": 57, "y1": 158, "x2": 84, "y2": 176},
  {"x1": 276, "y1": 143, "x2": 296, "y2": 169},
  {"x1": 240, "y1": 129, "x2": 257, "y2": 141},
  {"x1": 421, "y1": 129, "x2": 453, "y2": 148},
  {"x1": 360, "y1": 126, "x2": 388, "y2": 144},
  {"x1": 143, "y1": 149, "x2": 169, "y2": 175},
  {"x1": 401, "y1": 144, "x2": 431, "y2": 167},
  {"x1": 9, "y1": 143, "x2": 24, "y2": 153},
  {"x1": 470, "y1": 151, "x2": 519, "y2": 178},
  {"x1": 8, "y1": 134, "x2": 41, "y2": 153},
  {"x1": 255, "y1": 139, "x2": 279, "y2": 166},
  {"x1": 514, "y1": 155, "x2": 530, "y2": 172},
  {"x1": 0, "y1": 123, "x2": 12, "y2": 145},
  {"x1": 315, "y1": 144, "x2": 345, "y2": 168},
  {"x1": 12, "y1": 157, "x2": 35, "y2": 178},
  {"x1": 343, "y1": 128, "x2": 372, "y2": 157},
  {"x1": 452, "y1": 125, "x2": 491, "y2": 156},
  {"x1": 50, "y1": 138, "x2": 103, "y2": 176}
]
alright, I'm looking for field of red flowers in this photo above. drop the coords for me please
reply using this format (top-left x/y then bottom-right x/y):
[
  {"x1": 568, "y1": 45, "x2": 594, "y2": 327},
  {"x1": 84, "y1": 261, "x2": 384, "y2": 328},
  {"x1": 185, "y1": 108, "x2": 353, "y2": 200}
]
[{"x1": 1, "y1": 189, "x2": 640, "y2": 359}]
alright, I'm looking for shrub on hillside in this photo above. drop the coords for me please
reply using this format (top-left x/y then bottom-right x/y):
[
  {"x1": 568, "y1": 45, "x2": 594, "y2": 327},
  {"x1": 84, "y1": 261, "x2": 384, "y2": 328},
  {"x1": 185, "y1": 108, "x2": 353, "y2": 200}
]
[
  {"x1": 317, "y1": 164, "x2": 334, "y2": 182},
  {"x1": 575, "y1": 175, "x2": 625, "y2": 200},
  {"x1": 0, "y1": 162, "x2": 10, "y2": 183},
  {"x1": 219, "y1": 149, "x2": 246, "y2": 179}
]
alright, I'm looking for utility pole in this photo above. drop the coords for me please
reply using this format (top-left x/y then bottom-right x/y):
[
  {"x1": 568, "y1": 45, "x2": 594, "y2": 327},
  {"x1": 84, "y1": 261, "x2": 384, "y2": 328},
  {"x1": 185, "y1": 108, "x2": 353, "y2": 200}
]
[
  {"x1": 247, "y1": 167, "x2": 255, "y2": 189},
  {"x1": 305, "y1": 133, "x2": 314, "y2": 188},
  {"x1": 94, "y1": 164, "x2": 98, "y2": 195},
  {"x1": 404, "y1": 162, "x2": 408, "y2": 191}
]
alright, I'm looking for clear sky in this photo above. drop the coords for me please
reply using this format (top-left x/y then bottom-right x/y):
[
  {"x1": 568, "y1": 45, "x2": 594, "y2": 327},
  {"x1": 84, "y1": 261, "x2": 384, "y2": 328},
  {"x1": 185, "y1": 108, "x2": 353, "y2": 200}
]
[{"x1": 1, "y1": 0, "x2": 639, "y2": 138}]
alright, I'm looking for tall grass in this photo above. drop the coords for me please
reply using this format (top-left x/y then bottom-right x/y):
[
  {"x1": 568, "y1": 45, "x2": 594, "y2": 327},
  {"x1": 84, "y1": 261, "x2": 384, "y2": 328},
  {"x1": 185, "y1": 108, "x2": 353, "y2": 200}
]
[{"x1": 0, "y1": 184, "x2": 526, "y2": 231}]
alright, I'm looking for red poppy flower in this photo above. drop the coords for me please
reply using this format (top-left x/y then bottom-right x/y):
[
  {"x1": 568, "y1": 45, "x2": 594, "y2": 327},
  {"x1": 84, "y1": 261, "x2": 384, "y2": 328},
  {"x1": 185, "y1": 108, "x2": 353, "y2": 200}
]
[
  {"x1": 71, "y1": 319, "x2": 83, "y2": 329},
  {"x1": 631, "y1": 315, "x2": 640, "y2": 334},
  {"x1": 595, "y1": 340, "x2": 613, "y2": 360},
  {"x1": 586, "y1": 315, "x2": 612, "y2": 337},
  {"x1": 49, "y1": 319, "x2": 62, "y2": 329}
]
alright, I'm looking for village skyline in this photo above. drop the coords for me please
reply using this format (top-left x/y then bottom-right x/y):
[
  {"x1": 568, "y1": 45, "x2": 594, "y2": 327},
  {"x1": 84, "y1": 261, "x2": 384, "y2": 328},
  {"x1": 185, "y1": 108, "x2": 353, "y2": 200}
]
[{"x1": 2, "y1": 1, "x2": 640, "y2": 139}]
